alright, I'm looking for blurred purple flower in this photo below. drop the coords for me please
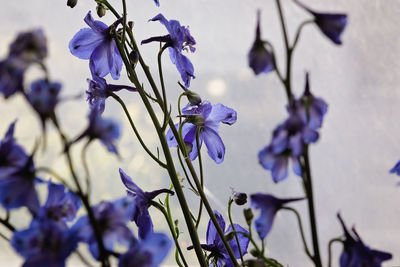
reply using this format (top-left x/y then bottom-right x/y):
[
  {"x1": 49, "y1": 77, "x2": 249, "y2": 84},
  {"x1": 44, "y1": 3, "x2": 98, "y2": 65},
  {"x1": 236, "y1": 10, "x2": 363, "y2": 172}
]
[
  {"x1": 11, "y1": 220, "x2": 78, "y2": 267},
  {"x1": 73, "y1": 197, "x2": 136, "y2": 259},
  {"x1": 119, "y1": 168, "x2": 173, "y2": 239},
  {"x1": 166, "y1": 101, "x2": 237, "y2": 164},
  {"x1": 69, "y1": 11, "x2": 123, "y2": 80},
  {"x1": 337, "y1": 213, "x2": 392, "y2": 267},
  {"x1": 248, "y1": 11, "x2": 274, "y2": 75},
  {"x1": 250, "y1": 193, "x2": 304, "y2": 239},
  {"x1": 86, "y1": 75, "x2": 136, "y2": 114},
  {"x1": 119, "y1": 232, "x2": 172, "y2": 267},
  {"x1": 188, "y1": 210, "x2": 249, "y2": 267},
  {"x1": 142, "y1": 14, "x2": 196, "y2": 87},
  {"x1": 37, "y1": 182, "x2": 81, "y2": 228},
  {"x1": 294, "y1": 0, "x2": 347, "y2": 45},
  {"x1": 0, "y1": 57, "x2": 26, "y2": 99},
  {"x1": 27, "y1": 79, "x2": 62, "y2": 122},
  {"x1": 9, "y1": 29, "x2": 47, "y2": 64}
]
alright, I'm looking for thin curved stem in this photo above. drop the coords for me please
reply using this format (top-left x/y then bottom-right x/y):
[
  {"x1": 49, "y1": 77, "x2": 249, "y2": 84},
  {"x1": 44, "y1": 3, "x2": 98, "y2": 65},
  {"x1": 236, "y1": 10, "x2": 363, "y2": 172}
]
[
  {"x1": 158, "y1": 44, "x2": 170, "y2": 132},
  {"x1": 35, "y1": 166, "x2": 73, "y2": 189},
  {"x1": 150, "y1": 201, "x2": 188, "y2": 267},
  {"x1": 121, "y1": 0, "x2": 127, "y2": 46},
  {"x1": 195, "y1": 127, "x2": 204, "y2": 229},
  {"x1": 0, "y1": 231, "x2": 9, "y2": 242},
  {"x1": 281, "y1": 207, "x2": 312, "y2": 259},
  {"x1": 81, "y1": 140, "x2": 92, "y2": 196},
  {"x1": 292, "y1": 20, "x2": 313, "y2": 49},
  {"x1": 0, "y1": 218, "x2": 15, "y2": 232},
  {"x1": 328, "y1": 238, "x2": 343, "y2": 267},
  {"x1": 228, "y1": 200, "x2": 244, "y2": 264},
  {"x1": 109, "y1": 92, "x2": 167, "y2": 168},
  {"x1": 177, "y1": 149, "x2": 198, "y2": 195}
]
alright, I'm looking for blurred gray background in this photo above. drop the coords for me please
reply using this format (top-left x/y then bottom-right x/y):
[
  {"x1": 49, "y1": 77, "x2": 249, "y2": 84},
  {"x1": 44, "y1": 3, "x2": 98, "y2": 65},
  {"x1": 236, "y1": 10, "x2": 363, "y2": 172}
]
[{"x1": 0, "y1": 0, "x2": 399, "y2": 266}]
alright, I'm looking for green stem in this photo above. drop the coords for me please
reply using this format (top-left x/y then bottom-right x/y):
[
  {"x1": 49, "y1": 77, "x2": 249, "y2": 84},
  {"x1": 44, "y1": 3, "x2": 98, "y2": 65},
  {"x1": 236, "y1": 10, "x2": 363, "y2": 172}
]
[
  {"x1": 158, "y1": 44, "x2": 170, "y2": 132},
  {"x1": 195, "y1": 127, "x2": 204, "y2": 229},
  {"x1": 281, "y1": 207, "x2": 312, "y2": 259},
  {"x1": 0, "y1": 218, "x2": 15, "y2": 232},
  {"x1": 228, "y1": 200, "x2": 244, "y2": 264},
  {"x1": 113, "y1": 33, "x2": 208, "y2": 267},
  {"x1": 292, "y1": 20, "x2": 313, "y2": 49},
  {"x1": 327, "y1": 238, "x2": 342, "y2": 267},
  {"x1": 81, "y1": 140, "x2": 91, "y2": 195},
  {"x1": 150, "y1": 201, "x2": 188, "y2": 267},
  {"x1": 109, "y1": 92, "x2": 167, "y2": 168}
]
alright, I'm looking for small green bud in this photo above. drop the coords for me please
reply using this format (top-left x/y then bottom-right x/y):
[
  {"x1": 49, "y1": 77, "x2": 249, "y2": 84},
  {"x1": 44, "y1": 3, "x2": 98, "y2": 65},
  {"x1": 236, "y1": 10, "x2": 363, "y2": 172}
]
[
  {"x1": 67, "y1": 0, "x2": 77, "y2": 8},
  {"x1": 244, "y1": 208, "x2": 254, "y2": 225},
  {"x1": 184, "y1": 114, "x2": 205, "y2": 126},
  {"x1": 174, "y1": 219, "x2": 179, "y2": 227},
  {"x1": 232, "y1": 191, "x2": 247, "y2": 206},
  {"x1": 183, "y1": 90, "x2": 202, "y2": 105},
  {"x1": 128, "y1": 50, "x2": 139, "y2": 68},
  {"x1": 250, "y1": 248, "x2": 260, "y2": 257},
  {"x1": 96, "y1": 4, "x2": 106, "y2": 18}
]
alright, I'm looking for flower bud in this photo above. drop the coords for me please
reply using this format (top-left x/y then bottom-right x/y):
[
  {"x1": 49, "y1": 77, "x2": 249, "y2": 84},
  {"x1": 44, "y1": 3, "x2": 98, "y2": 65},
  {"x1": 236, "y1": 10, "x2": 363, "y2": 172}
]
[
  {"x1": 67, "y1": 0, "x2": 77, "y2": 8},
  {"x1": 96, "y1": 4, "x2": 106, "y2": 18},
  {"x1": 243, "y1": 208, "x2": 253, "y2": 225},
  {"x1": 183, "y1": 90, "x2": 202, "y2": 105},
  {"x1": 250, "y1": 248, "x2": 260, "y2": 257},
  {"x1": 184, "y1": 114, "x2": 205, "y2": 126},
  {"x1": 128, "y1": 50, "x2": 139, "y2": 68},
  {"x1": 232, "y1": 191, "x2": 247, "y2": 206}
]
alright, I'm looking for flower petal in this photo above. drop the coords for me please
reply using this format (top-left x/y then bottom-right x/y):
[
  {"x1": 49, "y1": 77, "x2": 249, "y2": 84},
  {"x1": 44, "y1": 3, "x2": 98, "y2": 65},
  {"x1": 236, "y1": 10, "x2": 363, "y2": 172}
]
[
  {"x1": 203, "y1": 127, "x2": 225, "y2": 164},
  {"x1": 89, "y1": 42, "x2": 110, "y2": 78},
  {"x1": 119, "y1": 168, "x2": 144, "y2": 195},
  {"x1": 108, "y1": 41, "x2": 123, "y2": 80},
  {"x1": 206, "y1": 103, "x2": 237, "y2": 126},
  {"x1": 69, "y1": 28, "x2": 104, "y2": 60},
  {"x1": 206, "y1": 210, "x2": 226, "y2": 245},
  {"x1": 226, "y1": 224, "x2": 250, "y2": 258},
  {"x1": 84, "y1": 11, "x2": 108, "y2": 33}
]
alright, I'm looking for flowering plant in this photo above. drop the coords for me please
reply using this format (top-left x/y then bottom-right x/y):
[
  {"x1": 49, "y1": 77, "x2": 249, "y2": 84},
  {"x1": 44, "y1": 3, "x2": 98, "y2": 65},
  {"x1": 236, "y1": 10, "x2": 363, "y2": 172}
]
[{"x1": 0, "y1": 0, "x2": 396, "y2": 266}]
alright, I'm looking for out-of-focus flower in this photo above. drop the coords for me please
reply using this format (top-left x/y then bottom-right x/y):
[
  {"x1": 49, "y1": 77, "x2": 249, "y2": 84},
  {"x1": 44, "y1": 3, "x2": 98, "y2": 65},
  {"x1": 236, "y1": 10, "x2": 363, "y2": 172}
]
[
  {"x1": 248, "y1": 10, "x2": 274, "y2": 75},
  {"x1": 166, "y1": 101, "x2": 237, "y2": 164},
  {"x1": 74, "y1": 110, "x2": 121, "y2": 154},
  {"x1": 36, "y1": 182, "x2": 81, "y2": 228},
  {"x1": 11, "y1": 220, "x2": 78, "y2": 267},
  {"x1": 26, "y1": 79, "x2": 62, "y2": 123},
  {"x1": 69, "y1": 11, "x2": 123, "y2": 80},
  {"x1": 9, "y1": 29, "x2": 47, "y2": 64},
  {"x1": 188, "y1": 210, "x2": 249, "y2": 267},
  {"x1": 142, "y1": 14, "x2": 196, "y2": 87},
  {"x1": 337, "y1": 213, "x2": 392, "y2": 267},
  {"x1": 118, "y1": 232, "x2": 172, "y2": 267},
  {"x1": 86, "y1": 75, "x2": 136, "y2": 114},
  {"x1": 67, "y1": 0, "x2": 77, "y2": 8},
  {"x1": 389, "y1": 160, "x2": 400, "y2": 176},
  {"x1": 0, "y1": 58, "x2": 26, "y2": 99},
  {"x1": 73, "y1": 197, "x2": 136, "y2": 259},
  {"x1": 250, "y1": 193, "x2": 304, "y2": 239},
  {"x1": 119, "y1": 168, "x2": 173, "y2": 239},
  {"x1": 294, "y1": 0, "x2": 347, "y2": 45}
]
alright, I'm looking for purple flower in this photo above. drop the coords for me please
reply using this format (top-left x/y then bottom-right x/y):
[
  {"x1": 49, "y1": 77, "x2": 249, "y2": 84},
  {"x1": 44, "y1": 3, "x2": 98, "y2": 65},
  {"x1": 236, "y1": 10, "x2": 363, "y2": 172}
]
[
  {"x1": 0, "y1": 121, "x2": 40, "y2": 214},
  {"x1": 248, "y1": 11, "x2": 274, "y2": 75},
  {"x1": 153, "y1": 0, "x2": 160, "y2": 7},
  {"x1": 258, "y1": 108, "x2": 318, "y2": 182},
  {"x1": 389, "y1": 160, "x2": 400, "y2": 176},
  {"x1": 142, "y1": 14, "x2": 196, "y2": 88},
  {"x1": 118, "y1": 232, "x2": 172, "y2": 267},
  {"x1": 294, "y1": 0, "x2": 347, "y2": 45},
  {"x1": 73, "y1": 197, "x2": 136, "y2": 259},
  {"x1": 294, "y1": 73, "x2": 328, "y2": 130},
  {"x1": 189, "y1": 210, "x2": 249, "y2": 267},
  {"x1": 0, "y1": 121, "x2": 29, "y2": 177},
  {"x1": 69, "y1": 11, "x2": 123, "y2": 80},
  {"x1": 75, "y1": 110, "x2": 121, "y2": 154},
  {"x1": 37, "y1": 182, "x2": 81, "y2": 228},
  {"x1": 9, "y1": 29, "x2": 47, "y2": 64},
  {"x1": 0, "y1": 57, "x2": 26, "y2": 99},
  {"x1": 119, "y1": 168, "x2": 173, "y2": 239},
  {"x1": 86, "y1": 75, "x2": 136, "y2": 114},
  {"x1": 337, "y1": 213, "x2": 392, "y2": 267},
  {"x1": 11, "y1": 220, "x2": 78, "y2": 267},
  {"x1": 250, "y1": 193, "x2": 304, "y2": 239},
  {"x1": 166, "y1": 101, "x2": 237, "y2": 164},
  {"x1": 26, "y1": 79, "x2": 62, "y2": 122}
]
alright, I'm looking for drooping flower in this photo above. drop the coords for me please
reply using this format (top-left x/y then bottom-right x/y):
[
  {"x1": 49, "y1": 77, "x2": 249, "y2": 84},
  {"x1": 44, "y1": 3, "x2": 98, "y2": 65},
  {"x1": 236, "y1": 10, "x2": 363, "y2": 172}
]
[
  {"x1": 0, "y1": 57, "x2": 26, "y2": 99},
  {"x1": 73, "y1": 197, "x2": 136, "y2": 259},
  {"x1": 258, "y1": 106, "x2": 318, "y2": 182},
  {"x1": 118, "y1": 232, "x2": 172, "y2": 267},
  {"x1": 248, "y1": 10, "x2": 274, "y2": 75},
  {"x1": 36, "y1": 182, "x2": 81, "y2": 228},
  {"x1": 69, "y1": 11, "x2": 123, "y2": 80},
  {"x1": 26, "y1": 79, "x2": 62, "y2": 123},
  {"x1": 142, "y1": 14, "x2": 196, "y2": 88},
  {"x1": 250, "y1": 193, "x2": 304, "y2": 239},
  {"x1": 0, "y1": 121, "x2": 40, "y2": 214},
  {"x1": 188, "y1": 210, "x2": 249, "y2": 267},
  {"x1": 337, "y1": 213, "x2": 392, "y2": 267},
  {"x1": 166, "y1": 101, "x2": 237, "y2": 164},
  {"x1": 294, "y1": 73, "x2": 328, "y2": 130},
  {"x1": 231, "y1": 189, "x2": 247, "y2": 206},
  {"x1": 86, "y1": 75, "x2": 136, "y2": 114},
  {"x1": 11, "y1": 220, "x2": 78, "y2": 267},
  {"x1": 119, "y1": 168, "x2": 173, "y2": 239},
  {"x1": 294, "y1": 0, "x2": 347, "y2": 45},
  {"x1": 0, "y1": 121, "x2": 29, "y2": 177},
  {"x1": 9, "y1": 29, "x2": 47, "y2": 64},
  {"x1": 74, "y1": 109, "x2": 121, "y2": 154}
]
